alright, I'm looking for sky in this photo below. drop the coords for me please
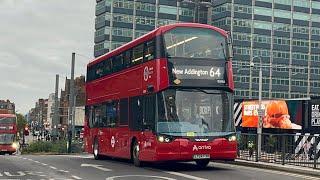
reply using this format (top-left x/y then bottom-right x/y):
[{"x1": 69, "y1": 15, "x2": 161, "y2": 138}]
[{"x1": 0, "y1": 0, "x2": 95, "y2": 114}]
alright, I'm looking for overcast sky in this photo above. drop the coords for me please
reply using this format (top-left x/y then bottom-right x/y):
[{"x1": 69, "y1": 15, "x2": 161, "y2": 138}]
[{"x1": 0, "y1": 0, "x2": 95, "y2": 114}]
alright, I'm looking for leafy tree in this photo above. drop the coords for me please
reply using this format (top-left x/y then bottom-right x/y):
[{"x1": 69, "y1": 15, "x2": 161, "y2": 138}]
[{"x1": 16, "y1": 113, "x2": 27, "y2": 134}]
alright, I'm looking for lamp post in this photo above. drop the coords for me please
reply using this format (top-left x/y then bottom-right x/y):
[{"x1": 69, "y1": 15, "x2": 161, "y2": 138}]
[{"x1": 249, "y1": 56, "x2": 263, "y2": 161}]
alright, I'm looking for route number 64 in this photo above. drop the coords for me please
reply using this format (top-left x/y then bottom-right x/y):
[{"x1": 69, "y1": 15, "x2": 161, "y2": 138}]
[{"x1": 210, "y1": 68, "x2": 221, "y2": 77}]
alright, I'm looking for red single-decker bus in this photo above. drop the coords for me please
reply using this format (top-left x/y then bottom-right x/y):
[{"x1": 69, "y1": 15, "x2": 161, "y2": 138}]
[{"x1": 84, "y1": 23, "x2": 236, "y2": 168}]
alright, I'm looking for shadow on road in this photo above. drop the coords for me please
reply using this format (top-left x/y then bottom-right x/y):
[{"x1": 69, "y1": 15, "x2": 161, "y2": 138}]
[{"x1": 95, "y1": 156, "x2": 230, "y2": 172}]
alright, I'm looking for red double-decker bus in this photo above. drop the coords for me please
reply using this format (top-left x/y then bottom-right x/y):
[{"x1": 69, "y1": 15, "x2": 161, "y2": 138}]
[
  {"x1": 0, "y1": 114, "x2": 18, "y2": 155},
  {"x1": 84, "y1": 23, "x2": 236, "y2": 167}
]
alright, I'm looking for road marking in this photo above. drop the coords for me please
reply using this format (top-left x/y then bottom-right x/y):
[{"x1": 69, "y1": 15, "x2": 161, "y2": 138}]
[
  {"x1": 49, "y1": 166, "x2": 57, "y2": 170},
  {"x1": 41, "y1": 163, "x2": 48, "y2": 166},
  {"x1": 81, "y1": 163, "x2": 112, "y2": 172},
  {"x1": 34, "y1": 161, "x2": 40, "y2": 163},
  {"x1": 212, "y1": 163, "x2": 319, "y2": 180},
  {"x1": 59, "y1": 170, "x2": 69, "y2": 173},
  {"x1": 0, "y1": 172, "x2": 2, "y2": 176},
  {"x1": 106, "y1": 175, "x2": 176, "y2": 180},
  {"x1": 72, "y1": 175, "x2": 82, "y2": 179},
  {"x1": 3, "y1": 171, "x2": 26, "y2": 176},
  {"x1": 163, "y1": 171, "x2": 208, "y2": 180}
]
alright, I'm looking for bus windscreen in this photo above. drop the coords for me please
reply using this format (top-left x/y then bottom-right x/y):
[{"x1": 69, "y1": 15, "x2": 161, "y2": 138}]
[{"x1": 164, "y1": 27, "x2": 227, "y2": 59}]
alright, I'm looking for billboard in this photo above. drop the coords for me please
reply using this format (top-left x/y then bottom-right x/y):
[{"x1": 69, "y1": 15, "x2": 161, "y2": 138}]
[{"x1": 241, "y1": 100, "x2": 302, "y2": 130}]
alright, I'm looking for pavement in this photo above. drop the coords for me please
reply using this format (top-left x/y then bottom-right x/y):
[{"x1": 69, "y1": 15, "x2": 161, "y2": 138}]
[
  {"x1": 0, "y1": 154, "x2": 319, "y2": 180},
  {"x1": 230, "y1": 159, "x2": 320, "y2": 178}
]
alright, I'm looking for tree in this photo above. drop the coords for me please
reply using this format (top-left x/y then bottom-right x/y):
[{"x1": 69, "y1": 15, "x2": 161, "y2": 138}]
[{"x1": 16, "y1": 113, "x2": 27, "y2": 136}]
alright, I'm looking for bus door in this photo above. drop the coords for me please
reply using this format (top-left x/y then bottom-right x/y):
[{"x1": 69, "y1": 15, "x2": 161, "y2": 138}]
[
  {"x1": 141, "y1": 95, "x2": 157, "y2": 160},
  {"x1": 113, "y1": 98, "x2": 130, "y2": 158}
]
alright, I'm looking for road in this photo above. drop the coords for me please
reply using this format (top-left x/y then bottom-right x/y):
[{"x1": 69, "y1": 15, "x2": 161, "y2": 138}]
[{"x1": 0, "y1": 154, "x2": 319, "y2": 180}]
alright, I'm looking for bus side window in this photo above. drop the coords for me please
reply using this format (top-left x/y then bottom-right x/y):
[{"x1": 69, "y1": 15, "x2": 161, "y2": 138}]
[
  {"x1": 88, "y1": 106, "x2": 94, "y2": 128},
  {"x1": 93, "y1": 106, "x2": 101, "y2": 128},
  {"x1": 144, "y1": 39, "x2": 155, "y2": 61},
  {"x1": 119, "y1": 98, "x2": 128, "y2": 126},
  {"x1": 106, "y1": 101, "x2": 119, "y2": 128},
  {"x1": 103, "y1": 60, "x2": 112, "y2": 75},
  {"x1": 132, "y1": 44, "x2": 144, "y2": 65},
  {"x1": 123, "y1": 50, "x2": 131, "y2": 68},
  {"x1": 112, "y1": 54, "x2": 123, "y2": 72}
]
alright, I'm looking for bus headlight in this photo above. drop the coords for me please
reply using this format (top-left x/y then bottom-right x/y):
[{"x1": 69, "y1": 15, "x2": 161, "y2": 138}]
[
  {"x1": 157, "y1": 135, "x2": 172, "y2": 143},
  {"x1": 12, "y1": 142, "x2": 18, "y2": 149},
  {"x1": 228, "y1": 135, "x2": 237, "y2": 142}
]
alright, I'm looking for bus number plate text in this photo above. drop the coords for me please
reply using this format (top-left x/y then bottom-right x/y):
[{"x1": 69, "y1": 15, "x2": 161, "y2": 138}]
[{"x1": 193, "y1": 154, "x2": 210, "y2": 159}]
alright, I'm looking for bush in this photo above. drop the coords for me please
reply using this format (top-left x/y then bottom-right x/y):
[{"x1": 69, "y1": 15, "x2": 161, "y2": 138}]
[{"x1": 22, "y1": 140, "x2": 67, "y2": 154}]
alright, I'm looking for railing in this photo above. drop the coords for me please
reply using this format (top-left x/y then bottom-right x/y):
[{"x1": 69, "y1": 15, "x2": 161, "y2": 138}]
[{"x1": 237, "y1": 133, "x2": 319, "y2": 169}]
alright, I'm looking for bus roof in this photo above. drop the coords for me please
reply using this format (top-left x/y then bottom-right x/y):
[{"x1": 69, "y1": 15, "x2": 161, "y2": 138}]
[{"x1": 88, "y1": 23, "x2": 227, "y2": 67}]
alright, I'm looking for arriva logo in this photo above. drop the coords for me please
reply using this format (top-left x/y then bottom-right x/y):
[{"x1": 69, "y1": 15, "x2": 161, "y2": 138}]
[{"x1": 192, "y1": 145, "x2": 211, "y2": 151}]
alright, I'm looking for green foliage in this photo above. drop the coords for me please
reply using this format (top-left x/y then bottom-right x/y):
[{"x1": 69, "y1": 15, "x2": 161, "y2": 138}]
[
  {"x1": 22, "y1": 141, "x2": 67, "y2": 154},
  {"x1": 16, "y1": 113, "x2": 27, "y2": 133},
  {"x1": 22, "y1": 140, "x2": 83, "y2": 154}
]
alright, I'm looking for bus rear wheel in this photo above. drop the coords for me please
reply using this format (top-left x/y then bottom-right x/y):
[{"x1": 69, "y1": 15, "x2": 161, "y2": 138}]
[
  {"x1": 195, "y1": 159, "x2": 210, "y2": 168},
  {"x1": 93, "y1": 139, "x2": 102, "y2": 160},
  {"x1": 132, "y1": 141, "x2": 143, "y2": 167}
]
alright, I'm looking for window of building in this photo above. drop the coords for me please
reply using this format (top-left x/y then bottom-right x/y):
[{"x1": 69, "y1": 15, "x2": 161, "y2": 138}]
[
  {"x1": 293, "y1": 12, "x2": 309, "y2": 21},
  {"x1": 159, "y1": 5, "x2": 177, "y2": 15},
  {"x1": 254, "y1": 6, "x2": 272, "y2": 17},
  {"x1": 254, "y1": 21, "x2": 272, "y2": 30},
  {"x1": 312, "y1": 14, "x2": 320, "y2": 23},
  {"x1": 274, "y1": 10, "x2": 291, "y2": 19},
  {"x1": 294, "y1": 0, "x2": 310, "y2": 8},
  {"x1": 276, "y1": 0, "x2": 292, "y2": 6}
]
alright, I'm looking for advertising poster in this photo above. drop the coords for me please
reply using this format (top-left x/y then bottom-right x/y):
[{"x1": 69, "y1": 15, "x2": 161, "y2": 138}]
[
  {"x1": 308, "y1": 98, "x2": 320, "y2": 133},
  {"x1": 241, "y1": 100, "x2": 302, "y2": 130}
]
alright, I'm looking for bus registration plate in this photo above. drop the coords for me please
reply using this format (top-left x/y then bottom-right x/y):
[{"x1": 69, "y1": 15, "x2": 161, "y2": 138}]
[{"x1": 193, "y1": 154, "x2": 210, "y2": 159}]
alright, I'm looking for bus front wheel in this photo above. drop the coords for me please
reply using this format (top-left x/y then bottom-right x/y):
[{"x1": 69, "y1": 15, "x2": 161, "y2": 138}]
[
  {"x1": 132, "y1": 141, "x2": 143, "y2": 167},
  {"x1": 195, "y1": 160, "x2": 210, "y2": 168}
]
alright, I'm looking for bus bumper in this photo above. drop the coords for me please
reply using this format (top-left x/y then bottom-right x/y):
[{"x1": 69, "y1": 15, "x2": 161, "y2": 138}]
[
  {"x1": 0, "y1": 144, "x2": 17, "y2": 154},
  {"x1": 141, "y1": 138, "x2": 237, "y2": 162}
]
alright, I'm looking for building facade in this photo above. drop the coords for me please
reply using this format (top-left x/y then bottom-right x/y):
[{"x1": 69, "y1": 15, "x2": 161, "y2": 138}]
[
  {"x1": 94, "y1": 0, "x2": 320, "y2": 99},
  {"x1": 0, "y1": 100, "x2": 15, "y2": 114}
]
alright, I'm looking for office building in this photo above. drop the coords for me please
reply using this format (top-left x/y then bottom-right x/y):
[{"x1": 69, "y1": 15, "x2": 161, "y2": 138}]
[{"x1": 94, "y1": 0, "x2": 320, "y2": 99}]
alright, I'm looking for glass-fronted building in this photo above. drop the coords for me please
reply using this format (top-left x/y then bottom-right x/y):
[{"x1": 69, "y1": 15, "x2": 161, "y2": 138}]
[{"x1": 94, "y1": 0, "x2": 320, "y2": 99}]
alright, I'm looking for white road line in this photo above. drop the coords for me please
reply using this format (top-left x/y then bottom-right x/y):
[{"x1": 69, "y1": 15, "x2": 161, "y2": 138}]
[
  {"x1": 71, "y1": 175, "x2": 82, "y2": 179},
  {"x1": 34, "y1": 161, "x2": 40, "y2": 163},
  {"x1": 59, "y1": 170, "x2": 69, "y2": 173},
  {"x1": 212, "y1": 163, "x2": 319, "y2": 180},
  {"x1": 49, "y1": 166, "x2": 57, "y2": 170},
  {"x1": 41, "y1": 163, "x2": 48, "y2": 166},
  {"x1": 163, "y1": 171, "x2": 208, "y2": 180}
]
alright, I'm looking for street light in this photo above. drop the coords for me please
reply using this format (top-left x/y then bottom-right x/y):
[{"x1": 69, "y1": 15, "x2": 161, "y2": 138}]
[{"x1": 251, "y1": 56, "x2": 263, "y2": 161}]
